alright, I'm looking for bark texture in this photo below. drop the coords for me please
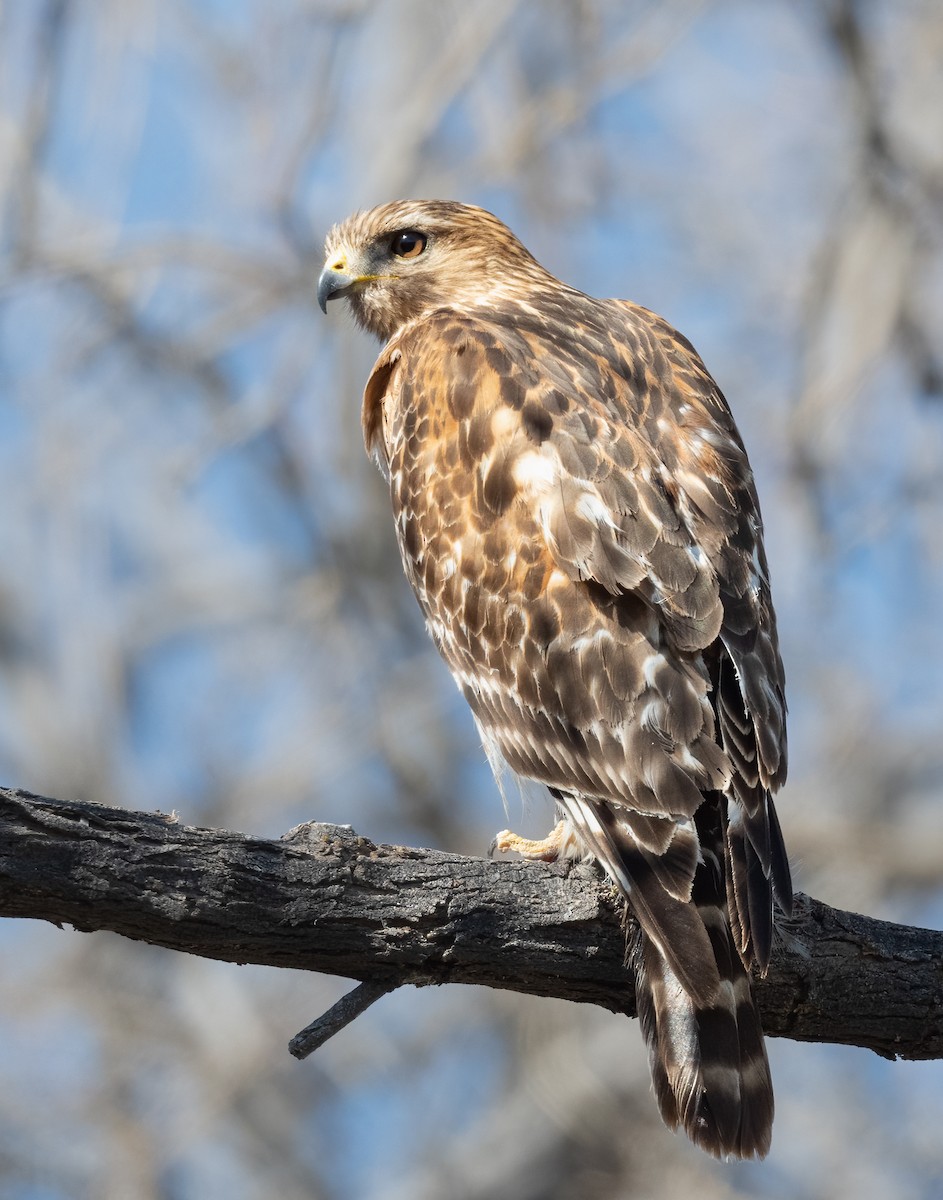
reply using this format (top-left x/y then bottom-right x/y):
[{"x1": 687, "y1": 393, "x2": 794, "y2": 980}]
[{"x1": 1, "y1": 786, "x2": 940, "y2": 1060}]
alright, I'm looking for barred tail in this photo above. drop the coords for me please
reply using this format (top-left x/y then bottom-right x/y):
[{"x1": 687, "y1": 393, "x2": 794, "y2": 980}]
[
  {"x1": 632, "y1": 908, "x2": 773, "y2": 1158},
  {"x1": 556, "y1": 790, "x2": 779, "y2": 1159}
]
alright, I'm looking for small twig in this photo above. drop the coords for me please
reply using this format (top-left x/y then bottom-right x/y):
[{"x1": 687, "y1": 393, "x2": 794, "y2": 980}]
[{"x1": 289, "y1": 981, "x2": 397, "y2": 1060}]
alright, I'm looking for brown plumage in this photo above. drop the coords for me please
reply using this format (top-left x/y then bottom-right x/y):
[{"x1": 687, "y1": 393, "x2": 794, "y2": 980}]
[{"x1": 318, "y1": 200, "x2": 792, "y2": 1159}]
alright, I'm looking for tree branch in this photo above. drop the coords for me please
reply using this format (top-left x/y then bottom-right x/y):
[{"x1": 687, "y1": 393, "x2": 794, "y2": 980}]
[{"x1": 1, "y1": 786, "x2": 940, "y2": 1061}]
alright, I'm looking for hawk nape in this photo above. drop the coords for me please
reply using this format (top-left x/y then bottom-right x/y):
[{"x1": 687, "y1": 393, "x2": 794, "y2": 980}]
[{"x1": 318, "y1": 200, "x2": 791, "y2": 1159}]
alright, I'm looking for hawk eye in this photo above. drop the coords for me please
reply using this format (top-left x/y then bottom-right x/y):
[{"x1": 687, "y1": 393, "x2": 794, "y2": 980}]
[{"x1": 391, "y1": 230, "x2": 427, "y2": 259}]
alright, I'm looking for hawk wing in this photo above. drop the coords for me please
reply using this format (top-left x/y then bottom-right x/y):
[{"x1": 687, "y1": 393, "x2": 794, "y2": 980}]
[
  {"x1": 365, "y1": 300, "x2": 789, "y2": 905},
  {"x1": 364, "y1": 298, "x2": 791, "y2": 1157}
]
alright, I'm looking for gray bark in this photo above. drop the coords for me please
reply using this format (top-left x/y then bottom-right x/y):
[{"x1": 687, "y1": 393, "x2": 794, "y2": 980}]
[{"x1": 1, "y1": 785, "x2": 940, "y2": 1061}]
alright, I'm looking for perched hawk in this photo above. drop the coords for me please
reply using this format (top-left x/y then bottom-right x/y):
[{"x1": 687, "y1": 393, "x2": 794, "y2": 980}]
[{"x1": 318, "y1": 201, "x2": 792, "y2": 1159}]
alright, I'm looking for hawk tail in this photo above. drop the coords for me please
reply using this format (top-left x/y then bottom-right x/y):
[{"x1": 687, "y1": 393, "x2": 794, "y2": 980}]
[
  {"x1": 557, "y1": 791, "x2": 774, "y2": 1159},
  {"x1": 632, "y1": 911, "x2": 773, "y2": 1159}
]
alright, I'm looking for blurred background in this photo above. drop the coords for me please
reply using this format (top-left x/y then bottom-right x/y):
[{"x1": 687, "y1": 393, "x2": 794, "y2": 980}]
[{"x1": 1, "y1": 1, "x2": 942, "y2": 1196}]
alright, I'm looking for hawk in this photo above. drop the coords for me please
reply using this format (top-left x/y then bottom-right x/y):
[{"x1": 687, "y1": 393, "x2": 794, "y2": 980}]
[{"x1": 318, "y1": 201, "x2": 792, "y2": 1159}]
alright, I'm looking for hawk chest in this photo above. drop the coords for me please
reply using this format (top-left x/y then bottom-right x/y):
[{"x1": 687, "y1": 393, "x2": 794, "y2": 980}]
[{"x1": 380, "y1": 373, "x2": 549, "y2": 675}]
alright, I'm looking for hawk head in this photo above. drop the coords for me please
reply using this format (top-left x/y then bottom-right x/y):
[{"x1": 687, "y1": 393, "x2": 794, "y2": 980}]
[{"x1": 318, "y1": 200, "x2": 552, "y2": 342}]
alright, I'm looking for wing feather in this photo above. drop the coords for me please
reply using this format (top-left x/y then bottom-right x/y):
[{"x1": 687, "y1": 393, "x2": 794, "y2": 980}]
[{"x1": 365, "y1": 300, "x2": 787, "y2": 865}]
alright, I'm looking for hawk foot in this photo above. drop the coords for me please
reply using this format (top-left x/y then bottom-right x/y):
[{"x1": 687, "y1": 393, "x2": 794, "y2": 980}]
[{"x1": 491, "y1": 819, "x2": 572, "y2": 862}]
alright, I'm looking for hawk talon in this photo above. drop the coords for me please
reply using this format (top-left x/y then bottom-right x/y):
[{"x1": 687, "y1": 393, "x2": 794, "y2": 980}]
[{"x1": 492, "y1": 819, "x2": 570, "y2": 862}]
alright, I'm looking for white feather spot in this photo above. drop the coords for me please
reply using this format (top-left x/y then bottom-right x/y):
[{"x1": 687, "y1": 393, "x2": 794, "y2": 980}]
[
  {"x1": 643, "y1": 652, "x2": 667, "y2": 686},
  {"x1": 492, "y1": 407, "x2": 518, "y2": 439},
  {"x1": 512, "y1": 450, "x2": 558, "y2": 493},
  {"x1": 569, "y1": 628, "x2": 613, "y2": 653},
  {"x1": 574, "y1": 490, "x2": 616, "y2": 528}
]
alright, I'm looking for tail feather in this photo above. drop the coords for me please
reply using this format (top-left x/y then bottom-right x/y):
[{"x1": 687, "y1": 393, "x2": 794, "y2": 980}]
[
  {"x1": 633, "y1": 930, "x2": 773, "y2": 1158},
  {"x1": 558, "y1": 790, "x2": 780, "y2": 1159},
  {"x1": 556, "y1": 792, "x2": 719, "y2": 1005}
]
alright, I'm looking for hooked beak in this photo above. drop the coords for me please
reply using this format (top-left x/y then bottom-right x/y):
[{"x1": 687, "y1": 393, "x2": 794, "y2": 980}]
[{"x1": 317, "y1": 264, "x2": 356, "y2": 314}]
